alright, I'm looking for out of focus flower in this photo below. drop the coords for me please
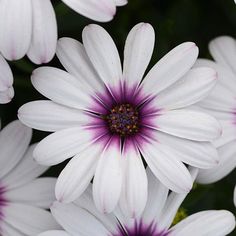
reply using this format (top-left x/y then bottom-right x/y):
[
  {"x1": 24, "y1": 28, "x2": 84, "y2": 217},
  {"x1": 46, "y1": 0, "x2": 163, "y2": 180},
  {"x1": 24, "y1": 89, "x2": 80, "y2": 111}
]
[
  {"x1": 61, "y1": 0, "x2": 127, "y2": 22},
  {"x1": 0, "y1": 120, "x2": 59, "y2": 235},
  {"x1": 0, "y1": 0, "x2": 57, "y2": 64},
  {"x1": 0, "y1": 0, "x2": 127, "y2": 64},
  {"x1": 39, "y1": 168, "x2": 235, "y2": 236},
  {"x1": 19, "y1": 23, "x2": 220, "y2": 215},
  {"x1": 195, "y1": 36, "x2": 236, "y2": 189},
  {"x1": 0, "y1": 54, "x2": 14, "y2": 104}
]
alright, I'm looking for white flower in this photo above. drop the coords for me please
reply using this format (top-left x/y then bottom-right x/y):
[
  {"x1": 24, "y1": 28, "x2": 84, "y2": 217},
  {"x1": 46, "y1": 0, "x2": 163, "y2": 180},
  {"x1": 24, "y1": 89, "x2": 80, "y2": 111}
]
[
  {"x1": 0, "y1": 120, "x2": 59, "y2": 235},
  {"x1": 61, "y1": 0, "x2": 127, "y2": 22},
  {"x1": 0, "y1": 0, "x2": 57, "y2": 64},
  {"x1": 0, "y1": 54, "x2": 14, "y2": 104},
  {"x1": 194, "y1": 36, "x2": 236, "y2": 186},
  {"x1": 38, "y1": 168, "x2": 236, "y2": 236},
  {"x1": 0, "y1": 0, "x2": 127, "y2": 63},
  {"x1": 19, "y1": 23, "x2": 221, "y2": 215}
]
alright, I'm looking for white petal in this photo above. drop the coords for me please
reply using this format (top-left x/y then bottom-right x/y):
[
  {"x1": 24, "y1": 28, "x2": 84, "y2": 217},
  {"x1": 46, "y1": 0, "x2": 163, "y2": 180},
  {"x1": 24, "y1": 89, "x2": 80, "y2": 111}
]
[
  {"x1": 0, "y1": 54, "x2": 13, "y2": 91},
  {"x1": 119, "y1": 143, "x2": 147, "y2": 218},
  {"x1": 56, "y1": 37, "x2": 103, "y2": 92},
  {"x1": 3, "y1": 203, "x2": 59, "y2": 235},
  {"x1": 197, "y1": 140, "x2": 236, "y2": 184},
  {"x1": 170, "y1": 210, "x2": 236, "y2": 236},
  {"x1": 115, "y1": 0, "x2": 128, "y2": 6},
  {"x1": 209, "y1": 36, "x2": 236, "y2": 74},
  {"x1": 0, "y1": 86, "x2": 14, "y2": 104},
  {"x1": 0, "y1": 221, "x2": 25, "y2": 236},
  {"x1": 82, "y1": 24, "x2": 122, "y2": 89},
  {"x1": 147, "y1": 109, "x2": 221, "y2": 141},
  {"x1": 155, "y1": 67, "x2": 217, "y2": 110},
  {"x1": 198, "y1": 82, "x2": 235, "y2": 112},
  {"x1": 195, "y1": 58, "x2": 236, "y2": 94},
  {"x1": 93, "y1": 139, "x2": 122, "y2": 213},
  {"x1": 31, "y1": 67, "x2": 92, "y2": 110},
  {"x1": 75, "y1": 186, "x2": 118, "y2": 233},
  {"x1": 0, "y1": 120, "x2": 32, "y2": 179},
  {"x1": 27, "y1": 0, "x2": 57, "y2": 64},
  {"x1": 139, "y1": 141, "x2": 193, "y2": 193},
  {"x1": 213, "y1": 120, "x2": 236, "y2": 147},
  {"x1": 39, "y1": 231, "x2": 70, "y2": 236},
  {"x1": 0, "y1": 0, "x2": 32, "y2": 60},
  {"x1": 33, "y1": 127, "x2": 96, "y2": 166},
  {"x1": 141, "y1": 168, "x2": 169, "y2": 224},
  {"x1": 141, "y1": 42, "x2": 199, "y2": 96},
  {"x1": 5, "y1": 178, "x2": 56, "y2": 209},
  {"x1": 61, "y1": 0, "x2": 116, "y2": 22},
  {"x1": 51, "y1": 201, "x2": 110, "y2": 236},
  {"x1": 2, "y1": 144, "x2": 48, "y2": 189},
  {"x1": 18, "y1": 100, "x2": 89, "y2": 132},
  {"x1": 55, "y1": 144, "x2": 103, "y2": 203},
  {"x1": 155, "y1": 131, "x2": 219, "y2": 169},
  {"x1": 123, "y1": 23, "x2": 155, "y2": 88},
  {"x1": 159, "y1": 167, "x2": 198, "y2": 229}
]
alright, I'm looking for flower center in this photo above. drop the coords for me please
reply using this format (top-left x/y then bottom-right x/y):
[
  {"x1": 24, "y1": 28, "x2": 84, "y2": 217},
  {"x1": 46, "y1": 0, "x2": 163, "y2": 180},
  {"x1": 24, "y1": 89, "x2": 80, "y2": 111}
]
[
  {"x1": 105, "y1": 104, "x2": 139, "y2": 137},
  {"x1": 114, "y1": 220, "x2": 169, "y2": 236}
]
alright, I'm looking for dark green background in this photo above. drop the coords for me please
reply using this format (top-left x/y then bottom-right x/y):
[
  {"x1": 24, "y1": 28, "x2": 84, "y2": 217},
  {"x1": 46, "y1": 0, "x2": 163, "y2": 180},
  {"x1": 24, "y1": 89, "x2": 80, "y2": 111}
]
[{"x1": 0, "y1": 0, "x2": 235, "y2": 234}]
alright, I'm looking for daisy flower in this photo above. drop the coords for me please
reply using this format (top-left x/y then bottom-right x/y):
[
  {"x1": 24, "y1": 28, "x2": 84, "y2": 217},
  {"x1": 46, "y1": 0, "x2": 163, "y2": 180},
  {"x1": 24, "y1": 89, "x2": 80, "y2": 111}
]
[
  {"x1": 0, "y1": 120, "x2": 59, "y2": 235},
  {"x1": 0, "y1": 0, "x2": 127, "y2": 63},
  {"x1": 38, "y1": 168, "x2": 236, "y2": 236},
  {"x1": 0, "y1": 0, "x2": 57, "y2": 64},
  {"x1": 0, "y1": 54, "x2": 14, "y2": 104},
  {"x1": 19, "y1": 23, "x2": 221, "y2": 215},
  {"x1": 193, "y1": 35, "x2": 236, "y2": 208}
]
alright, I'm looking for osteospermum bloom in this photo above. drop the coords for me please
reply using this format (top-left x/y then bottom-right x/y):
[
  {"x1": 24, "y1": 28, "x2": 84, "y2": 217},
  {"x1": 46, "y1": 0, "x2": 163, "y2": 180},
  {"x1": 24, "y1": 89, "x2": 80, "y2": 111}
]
[
  {"x1": 0, "y1": 0, "x2": 57, "y2": 64},
  {"x1": 0, "y1": 54, "x2": 14, "y2": 104},
  {"x1": 19, "y1": 23, "x2": 221, "y2": 215},
  {"x1": 61, "y1": 0, "x2": 127, "y2": 22},
  {"x1": 0, "y1": 120, "x2": 59, "y2": 235},
  {"x1": 38, "y1": 168, "x2": 236, "y2": 236},
  {"x1": 0, "y1": 0, "x2": 127, "y2": 63},
  {"x1": 193, "y1": 36, "x2": 236, "y2": 187}
]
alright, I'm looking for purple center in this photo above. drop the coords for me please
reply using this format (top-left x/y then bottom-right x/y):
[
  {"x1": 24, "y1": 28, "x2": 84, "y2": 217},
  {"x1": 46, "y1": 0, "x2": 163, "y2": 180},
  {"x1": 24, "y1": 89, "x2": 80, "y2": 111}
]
[
  {"x1": 88, "y1": 83, "x2": 161, "y2": 147},
  {"x1": 113, "y1": 220, "x2": 169, "y2": 236},
  {"x1": 104, "y1": 103, "x2": 140, "y2": 137}
]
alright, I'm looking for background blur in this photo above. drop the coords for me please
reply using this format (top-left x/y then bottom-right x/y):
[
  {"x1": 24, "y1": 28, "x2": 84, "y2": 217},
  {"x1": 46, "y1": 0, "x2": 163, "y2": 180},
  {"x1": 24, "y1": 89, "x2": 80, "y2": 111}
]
[{"x1": 1, "y1": 0, "x2": 235, "y2": 234}]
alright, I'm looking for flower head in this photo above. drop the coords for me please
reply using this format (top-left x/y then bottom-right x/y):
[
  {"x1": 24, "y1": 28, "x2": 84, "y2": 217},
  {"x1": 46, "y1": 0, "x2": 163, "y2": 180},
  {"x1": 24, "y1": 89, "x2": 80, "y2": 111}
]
[
  {"x1": 19, "y1": 23, "x2": 221, "y2": 215},
  {"x1": 194, "y1": 36, "x2": 236, "y2": 186},
  {"x1": 0, "y1": 0, "x2": 127, "y2": 63},
  {"x1": 0, "y1": 120, "x2": 59, "y2": 235},
  {"x1": 0, "y1": 0, "x2": 57, "y2": 63},
  {"x1": 38, "y1": 168, "x2": 236, "y2": 236}
]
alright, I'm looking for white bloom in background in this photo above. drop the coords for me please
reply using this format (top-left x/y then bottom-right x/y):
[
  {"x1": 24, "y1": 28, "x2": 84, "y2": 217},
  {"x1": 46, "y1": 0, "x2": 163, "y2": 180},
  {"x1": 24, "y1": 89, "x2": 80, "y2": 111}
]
[
  {"x1": 0, "y1": 120, "x2": 59, "y2": 235},
  {"x1": 0, "y1": 54, "x2": 14, "y2": 104},
  {"x1": 194, "y1": 36, "x2": 236, "y2": 205},
  {"x1": 0, "y1": 0, "x2": 127, "y2": 64},
  {"x1": 38, "y1": 168, "x2": 236, "y2": 236},
  {"x1": 0, "y1": 0, "x2": 57, "y2": 64},
  {"x1": 61, "y1": 0, "x2": 127, "y2": 22},
  {"x1": 19, "y1": 23, "x2": 221, "y2": 215}
]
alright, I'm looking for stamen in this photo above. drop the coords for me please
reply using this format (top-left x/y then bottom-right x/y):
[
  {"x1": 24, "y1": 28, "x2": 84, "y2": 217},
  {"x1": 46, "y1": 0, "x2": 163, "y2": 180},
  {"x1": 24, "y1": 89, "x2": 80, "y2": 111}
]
[{"x1": 104, "y1": 104, "x2": 140, "y2": 137}]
